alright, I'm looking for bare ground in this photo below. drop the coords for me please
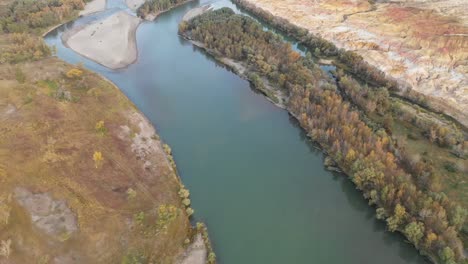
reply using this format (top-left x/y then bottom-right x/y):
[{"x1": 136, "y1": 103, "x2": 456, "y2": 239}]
[
  {"x1": 63, "y1": 11, "x2": 141, "y2": 69},
  {"x1": 241, "y1": 0, "x2": 468, "y2": 127}
]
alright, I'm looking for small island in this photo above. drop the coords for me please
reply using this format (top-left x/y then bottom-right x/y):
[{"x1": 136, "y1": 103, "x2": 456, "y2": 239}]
[{"x1": 64, "y1": 11, "x2": 141, "y2": 69}]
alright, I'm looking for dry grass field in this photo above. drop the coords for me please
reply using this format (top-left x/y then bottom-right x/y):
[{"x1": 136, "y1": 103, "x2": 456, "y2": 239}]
[{"x1": 0, "y1": 42, "x2": 192, "y2": 263}]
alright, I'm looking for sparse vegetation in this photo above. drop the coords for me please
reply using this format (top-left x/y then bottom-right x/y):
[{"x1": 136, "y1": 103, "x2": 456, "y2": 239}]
[
  {"x1": 95, "y1": 120, "x2": 107, "y2": 135},
  {"x1": 14, "y1": 67, "x2": 25, "y2": 83},
  {"x1": 121, "y1": 252, "x2": 147, "y2": 264},
  {"x1": 155, "y1": 204, "x2": 179, "y2": 232},
  {"x1": 134, "y1": 211, "x2": 145, "y2": 226},
  {"x1": 196, "y1": 222, "x2": 216, "y2": 264},
  {"x1": 0, "y1": 0, "x2": 196, "y2": 261},
  {"x1": 92, "y1": 151, "x2": 103, "y2": 168},
  {"x1": 126, "y1": 188, "x2": 137, "y2": 200}
]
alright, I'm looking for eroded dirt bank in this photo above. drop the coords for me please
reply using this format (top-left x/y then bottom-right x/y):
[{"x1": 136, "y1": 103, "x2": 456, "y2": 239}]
[{"x1": 238, "y1": 0, "x2": 468, "y2": 127}]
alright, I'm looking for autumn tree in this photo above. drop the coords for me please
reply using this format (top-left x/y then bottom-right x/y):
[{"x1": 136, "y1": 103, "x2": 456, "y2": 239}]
[
  {"x1": 182, "y1": 9, "x2": 466, "y2": 261},
  {"x1": 439, "y1": 247, "x2": 456, "y2": 264},
  {"x1": 93, "y1": 151, "x2": 103, "y2": 168},
  {"x1": 404, "y1": 221, "x2": 425, "y2": 245},
  {"x1": 386, "y1": 204, "x2": 406, "y2": 231},
  {"x1": 95, "y1": 120, "x2": 107, "y2": 135},
  {"x1": 66, "y1": 68, "x2": 83, "y2": 79}
]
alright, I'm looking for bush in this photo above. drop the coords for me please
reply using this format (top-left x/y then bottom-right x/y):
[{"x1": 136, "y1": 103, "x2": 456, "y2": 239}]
[
  {"x1": 121, "y1": 252, "x2": 146, "y2": 264},
  {"x1": 95, "y1": 120, "x2": 107, "y2": 135},
  {"x1": 93, "y1": 151, "x2": 103, "y2": 168},
  {"x1": 66, "y1": 68, "x2": 83, "y2": 79},
  {"x1": 15, "y1": 67, "x2": 26, "y2": 83}
]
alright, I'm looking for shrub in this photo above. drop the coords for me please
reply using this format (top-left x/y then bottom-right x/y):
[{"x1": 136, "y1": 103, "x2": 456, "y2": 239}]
[
  {"x1": 93, "y1": 151, "x2": 103, "y2": 168},
  {"x1": 66, "y1": 68, "x2": 83, "y2": 79},
  {"x1": 155, "y1": 204, "x2": 179, "y2": 231},
  {"x1": 15, "y1": 67, "x2": 26, "y2": 83},
  {"x1": 126, "y1": 188, "x2": 137, "y2": 200},
  {"x1": 95, "y1": 120, "x2": 107, "y2": 135}
]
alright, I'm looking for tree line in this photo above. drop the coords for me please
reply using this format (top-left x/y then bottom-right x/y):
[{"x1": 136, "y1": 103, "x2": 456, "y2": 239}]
[
  {"x1": 231, "y1": 0, "x2": 398, "y2": 90},
  {"x1": 179, "y1": 8, "x2": 466, "y2": 263},
  {"x1": 0, "y1": 33, "x2": 52, "y2": 63},
  {"x1": 232, "y1": 0, "x2": 466, "y2": 151},
  {"x1": 137, "y1": 0, "x2": 190, "y2": 19},
  {"x1": 0, "y1": 0, "x2": 88, "y2": 34},
  {"x1": 335, "y1": 71, "x2": 465, "y2": 149}
]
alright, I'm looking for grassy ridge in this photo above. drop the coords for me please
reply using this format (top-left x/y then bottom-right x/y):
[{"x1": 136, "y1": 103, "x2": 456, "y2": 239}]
[{"x1": 0, "y1": 0, "x2": 202, "y2": 262}]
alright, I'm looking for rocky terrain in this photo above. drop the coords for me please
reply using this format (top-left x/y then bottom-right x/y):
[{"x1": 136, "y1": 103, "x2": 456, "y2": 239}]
[{"x1": 241, "y1": 0, "x2": 468, "y2": 127}]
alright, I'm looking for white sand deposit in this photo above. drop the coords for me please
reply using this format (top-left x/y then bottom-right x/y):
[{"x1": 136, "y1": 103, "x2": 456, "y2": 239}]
[{"x1": 64, "y1": 11, "x2": 141, "y2": 69}]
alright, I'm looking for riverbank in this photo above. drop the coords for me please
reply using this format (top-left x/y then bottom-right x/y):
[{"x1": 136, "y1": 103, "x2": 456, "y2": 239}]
[
  {"x1": 39, "y1": 0, "x2": 102, "y2": 38},
  {"x1": 79, "y1": 0, "x2": 106, "y2": 16},
  {"x1": 185, "y1": 16, "x2": 432, "y2": 260},
  {"x1": 138, "y1": 0, "x2": 195, "y2": 20},
  {"x1": 183, "y1": 36, "x2": 287, "y2": 108},
  {"x1": 42, "y1": 0, "x2": 454, "y2": 262},
  {"x1": 63, "y1": 11, "x2": 141, "y2": 69},
  {"x1": 126, "y1": 0, "x2": 145, "y2": 11},
  {"x1": 182, "y1": 5, "x2": 213, "y2": 21}
]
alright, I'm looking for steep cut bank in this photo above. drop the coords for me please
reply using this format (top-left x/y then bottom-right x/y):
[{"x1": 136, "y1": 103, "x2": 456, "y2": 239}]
[
  {"x1": 233, "y1": 0, "x2": 468, "y2": 128},
  {"x1": 179, "y1": 8, "x2": 466, "y2": 263}
]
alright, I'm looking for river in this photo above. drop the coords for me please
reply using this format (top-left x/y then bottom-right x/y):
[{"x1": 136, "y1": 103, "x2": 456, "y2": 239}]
[{"x1": 44, "y1": 0, "x2": 429, "y2": 263}]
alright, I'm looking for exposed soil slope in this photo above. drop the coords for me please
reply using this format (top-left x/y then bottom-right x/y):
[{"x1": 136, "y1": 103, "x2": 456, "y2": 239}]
[{"x1": 240, "y1": 0, "x2": 468, "y2": 127}]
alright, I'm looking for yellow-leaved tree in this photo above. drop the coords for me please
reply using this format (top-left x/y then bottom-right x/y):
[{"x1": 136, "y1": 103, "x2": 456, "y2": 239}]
[
  {"x1": 66, "y1": 68, "x2": 83, "y2": 79},
  {"x1": 93, "y1": 151, "x2": 103, "y2": 168}
]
